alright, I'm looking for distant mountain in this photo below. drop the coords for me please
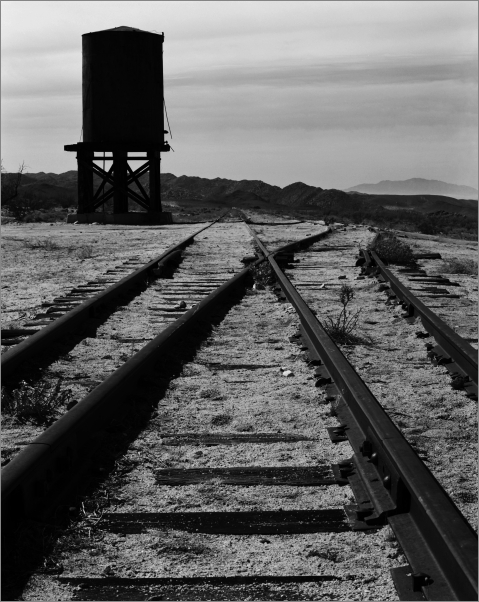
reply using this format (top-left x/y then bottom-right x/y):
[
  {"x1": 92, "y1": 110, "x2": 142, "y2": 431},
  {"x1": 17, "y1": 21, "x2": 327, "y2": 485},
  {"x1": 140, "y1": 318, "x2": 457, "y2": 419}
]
[
  {"x1": 158, "y1": 174, "x2": 353, "y2": 209},
  {"x1": 8, "y1": 171, "x2": 476, "y2": 218},
  {"x1": 345, "y1": 178, "x2": 478, "y2": 200}
]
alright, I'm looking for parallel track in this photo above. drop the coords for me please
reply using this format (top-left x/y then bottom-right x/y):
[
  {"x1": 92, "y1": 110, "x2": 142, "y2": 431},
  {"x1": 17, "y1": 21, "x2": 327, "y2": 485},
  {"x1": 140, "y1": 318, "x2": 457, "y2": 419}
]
[
  {"x1": 2, "y1": 221, "x2": 477, "y2": 601},
  {"x1": 248, "y1": 225, "x2": 477, "y2": 601},
  {"x1": 360, "y1": 246, "x2": 478, "y2": 400},
  {"x1": 1, "y1": 217, "x2": 227, "y2": 379}
]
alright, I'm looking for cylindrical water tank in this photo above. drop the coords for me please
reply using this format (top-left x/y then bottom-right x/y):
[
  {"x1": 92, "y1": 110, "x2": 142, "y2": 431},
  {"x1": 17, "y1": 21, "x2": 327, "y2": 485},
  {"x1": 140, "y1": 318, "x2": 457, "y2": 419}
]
[{"x1": 82, "y1": 26, "x2": 164, "y2": 145}]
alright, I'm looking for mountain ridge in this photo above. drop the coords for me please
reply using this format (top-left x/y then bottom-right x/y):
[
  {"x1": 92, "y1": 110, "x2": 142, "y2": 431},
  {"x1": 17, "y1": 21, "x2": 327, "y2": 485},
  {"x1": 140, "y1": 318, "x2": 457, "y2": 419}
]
[
  {"x1": 345, "y1": 177, "x2": 478, "y2": 200},
  {"x1": 11, "y1": 171, "x2": 477, "y2": 217}
]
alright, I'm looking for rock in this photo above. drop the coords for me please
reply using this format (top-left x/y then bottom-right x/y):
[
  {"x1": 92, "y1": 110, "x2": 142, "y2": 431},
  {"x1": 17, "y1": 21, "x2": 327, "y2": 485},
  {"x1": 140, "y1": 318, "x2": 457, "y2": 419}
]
[
  {"x1": 338, "y1": 275, "x2": 346, "y2": 280},
  {"x1": 282, "y1": 370, "x2": 294, "y2": 377},
  {"x1": 102, "y1": 565, "x2": 114, "y2": 576},
  {"x1": 274, "y1": 345, "x2": 284, "y2": 350},
  {"x1": 451, "y1": 376, "x2": 466, "y2": 390},
  {"x1": 178, "y1": 300, "x2": 187, "y2": 308}
]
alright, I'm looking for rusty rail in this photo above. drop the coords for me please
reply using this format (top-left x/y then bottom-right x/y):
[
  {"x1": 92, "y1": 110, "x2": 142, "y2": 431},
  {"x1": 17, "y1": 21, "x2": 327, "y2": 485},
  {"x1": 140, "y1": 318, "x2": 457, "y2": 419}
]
[
  {"x1": 2, "y1": 261, "x2": 256, "y2": 524},
  {"x1": 362, "y1": 248, "x2": 478, "y2": 400},
  {"x1": 247, "y1": 225, "x2": 477, "y2": 601},
  {"x1": 1, "y1": 216, "x2": 227, "y2": 378}
]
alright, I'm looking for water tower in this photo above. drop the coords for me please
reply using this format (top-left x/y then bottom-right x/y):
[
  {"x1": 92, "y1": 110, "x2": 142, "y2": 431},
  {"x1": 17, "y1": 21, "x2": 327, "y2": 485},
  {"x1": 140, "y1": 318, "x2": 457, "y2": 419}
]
[{"x1": 65, "y1": 26, "x2": 172, "y2": 224}]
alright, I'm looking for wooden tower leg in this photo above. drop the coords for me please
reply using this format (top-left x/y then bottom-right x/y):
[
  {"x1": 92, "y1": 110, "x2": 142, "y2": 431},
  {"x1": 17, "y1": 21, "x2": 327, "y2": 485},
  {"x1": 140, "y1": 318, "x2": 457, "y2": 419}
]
[
  {"x1": 148, "y1": 151, "x2": 162, "y2": 213},
  {"x1": 77, "y1": 150, "x2": 93, "y2": 214},
  {"x1": 113, "y1": 150, "x2": 128, "y2": 213}
]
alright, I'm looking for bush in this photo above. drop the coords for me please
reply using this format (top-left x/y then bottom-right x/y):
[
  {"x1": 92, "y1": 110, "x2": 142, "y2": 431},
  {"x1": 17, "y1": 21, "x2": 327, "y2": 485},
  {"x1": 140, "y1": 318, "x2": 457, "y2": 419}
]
[
  {"x1": 24, "y1": 238, "x2": 60, "y2": 251},
  {"x1": 2, "y1": 379, "x2": 72, "y2": 426},
  {"x1": 23, "y1": 209, "x2": 65, "y2": 223},
  {"x1": 3, "y1": 192, "x2": 56, "y2": 221},
  {"x1": 440, "y1": 258, "x2": 477, "y2": 275},
  {"x1": 211, "y1": 412, "x2": 233, "y2": 426},
  {"x1": 418, "y1": 217, "x2": 441, "y2": 235},
  {"x1": 371, "y1": 233, "x2": 414, "y2": 265},
  {"x1": 322, "y1": 284, "x2": 369, "y2": 345},
  {"x1": 76, "y1": 245, "x2": 94, "y2": 259}
]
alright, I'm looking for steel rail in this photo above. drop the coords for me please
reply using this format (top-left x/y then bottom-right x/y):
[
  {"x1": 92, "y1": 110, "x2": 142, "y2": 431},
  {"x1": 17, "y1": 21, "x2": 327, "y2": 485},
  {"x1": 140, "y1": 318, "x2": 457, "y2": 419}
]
[
  {"x1": 2, "y1": 258, "x2": 259, "y2": 525},
  {"x1": 247, "y1": 225, "x2": 477, "y2": 601},
  {"x1": 268, "y1": 227, "x2": 332, "y2": 256},
  {"x1": 1, "y1": 215, "x2": 227, "y2": 378},
  {"x1": 239, "y1": 209, "x2": 332, "y2": 258},
  {"x1": 364, "y1": 249, "x2": 478, "y2": 399}
]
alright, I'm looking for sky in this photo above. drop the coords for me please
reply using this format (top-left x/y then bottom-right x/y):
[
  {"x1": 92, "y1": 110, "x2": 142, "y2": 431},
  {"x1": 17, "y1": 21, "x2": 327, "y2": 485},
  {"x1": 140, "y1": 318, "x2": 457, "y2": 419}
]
[{"x1": 1, "y1": 1, "x2": 478, "y2": 190}]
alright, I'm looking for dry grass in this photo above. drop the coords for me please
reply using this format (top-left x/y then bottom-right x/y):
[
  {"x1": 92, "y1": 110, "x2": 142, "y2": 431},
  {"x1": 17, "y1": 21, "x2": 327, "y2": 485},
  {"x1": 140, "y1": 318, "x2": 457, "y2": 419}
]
[
  {"x1": 2, "y1": 379, "x2": 72, "y2": 426},
  {"x1": 23, "y1": 238, "x2": 60, "y2": 251},
  {"x1": 439, "y1": 258, "x2": 477, "y2": 275},
  {"x1": 76, "y1": 245, "x2": 94, "y2": 260}
]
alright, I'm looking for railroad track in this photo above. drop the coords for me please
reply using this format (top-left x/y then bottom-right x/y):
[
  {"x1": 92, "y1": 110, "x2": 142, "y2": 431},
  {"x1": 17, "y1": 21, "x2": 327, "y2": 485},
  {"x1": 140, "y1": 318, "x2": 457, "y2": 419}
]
[
  {"x1": 2, "y1": 220, "x2": 477, "y2": 601},
  {"x1": 1, "y1": 215, "x2": 252, "y2": 467},
  {"x1": 360, "y1": 238, "x2": 477, "y2": 400},
  {"x1": 1, "y1": 215, "x2": 229, "y2": 377}
]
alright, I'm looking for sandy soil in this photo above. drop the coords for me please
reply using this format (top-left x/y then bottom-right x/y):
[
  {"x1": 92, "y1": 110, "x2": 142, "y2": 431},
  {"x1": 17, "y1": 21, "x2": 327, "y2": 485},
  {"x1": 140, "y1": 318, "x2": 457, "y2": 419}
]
[
  {"x1": 22, "y1": 239, "x2": 405, "y2": 601},
  {"x1": 1, "y1": 221, "x2": 248, "y2": 467},
  {"x1": 4, "y1": 219, "x2": 476, "y2": 601}
]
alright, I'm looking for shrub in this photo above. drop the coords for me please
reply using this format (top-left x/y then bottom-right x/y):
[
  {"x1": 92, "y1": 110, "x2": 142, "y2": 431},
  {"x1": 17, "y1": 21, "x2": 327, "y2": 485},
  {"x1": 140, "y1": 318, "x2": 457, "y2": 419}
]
[
  {"x1": 211, "y1": 412, "x2": 233, "y2": 426},
  {"x1": 1, "y1": 160, "x2": 26, "y2": 204},
  {"x1": 371, "y1": 233, "x2": 414, "y2": 265},
  {"x1": 2, "y1": 379, "x2": 72, "y2": 426},
  {"x1": 23, "y1": 209, "x2": 64, "y2": 223},
  {"x1": 417, "y1": 217, "x2": 441, "y2": 235},
  {"x1": 250, "y1": 259, "x2": 275, "y2": 287},
  {"x1": 440, "y1": 258, "x2": 477, "y2": 275},
  {"x1": 76, "y1": 245, "x2": 94, "y2": 259},
  {"x1": 24, "y1": 238, "x2": 60, "y2": 251},
  {"x1": 4, "y1": 193, "x2": 56, "y2": 221},
  {"x1": 322, "y1": 284, "x2": 369, "y2": 345}
]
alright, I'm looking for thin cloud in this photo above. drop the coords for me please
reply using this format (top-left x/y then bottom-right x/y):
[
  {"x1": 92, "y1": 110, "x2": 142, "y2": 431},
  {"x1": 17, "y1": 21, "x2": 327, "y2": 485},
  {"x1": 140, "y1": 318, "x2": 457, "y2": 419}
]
[{"x1": 167, "y1": 55, "x2": 477, "y2": 88}]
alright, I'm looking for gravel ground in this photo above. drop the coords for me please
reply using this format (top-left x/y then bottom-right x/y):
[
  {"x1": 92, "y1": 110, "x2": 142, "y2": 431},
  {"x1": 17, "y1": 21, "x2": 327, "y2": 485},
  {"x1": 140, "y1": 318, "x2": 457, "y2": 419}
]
[
  {"x1": 4, "y1": 219, "x2": 476, "y2": 601},
  {"x1": 1, "y1": 221, "x2": 247, "y2": 467},
  {"x1": 22, "y1": 222, "x2": 405, "y2": 602},
  {"x1": 392, "y1": 230, "x2": 478, "y2": 347},
  {"x1": 276, "y1": 226, "x2": 477, "y2": 527}
]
